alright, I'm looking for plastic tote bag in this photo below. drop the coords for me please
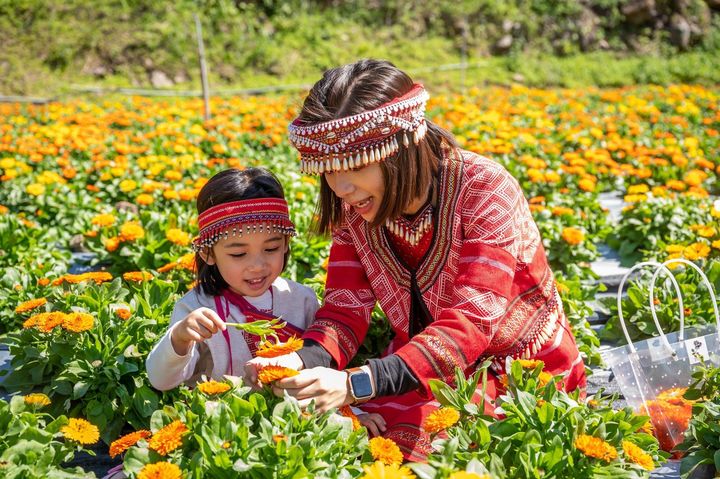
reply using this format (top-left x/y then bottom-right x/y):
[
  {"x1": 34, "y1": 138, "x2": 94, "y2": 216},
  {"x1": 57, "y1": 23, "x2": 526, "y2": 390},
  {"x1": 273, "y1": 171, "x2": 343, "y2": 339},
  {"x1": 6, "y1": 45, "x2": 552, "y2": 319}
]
[{"x1": 603, "y1": 258, "x2": 720, "y2": 455}]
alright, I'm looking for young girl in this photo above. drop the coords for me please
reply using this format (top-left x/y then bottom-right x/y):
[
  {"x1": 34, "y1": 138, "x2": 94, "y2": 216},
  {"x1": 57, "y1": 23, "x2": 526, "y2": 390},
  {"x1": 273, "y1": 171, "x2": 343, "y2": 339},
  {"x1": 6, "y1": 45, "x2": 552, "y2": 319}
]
[
  {"x1": 245, "y1": 59, "x2": 586, "y2": 460},
  {"x1": 146, "y1": 167, "x2": 319, "y2": 390}
]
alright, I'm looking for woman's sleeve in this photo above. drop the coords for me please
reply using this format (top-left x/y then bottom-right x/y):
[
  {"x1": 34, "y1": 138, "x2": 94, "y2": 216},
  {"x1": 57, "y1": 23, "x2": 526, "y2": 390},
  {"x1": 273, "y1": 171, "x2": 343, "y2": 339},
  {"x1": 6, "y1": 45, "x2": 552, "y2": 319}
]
[
  {"x1": 394, "y1": 167, "x2": 535, "y2": 393},
  {"x1": 301, "y1": 226, "x2": 377, "y2": 370}
]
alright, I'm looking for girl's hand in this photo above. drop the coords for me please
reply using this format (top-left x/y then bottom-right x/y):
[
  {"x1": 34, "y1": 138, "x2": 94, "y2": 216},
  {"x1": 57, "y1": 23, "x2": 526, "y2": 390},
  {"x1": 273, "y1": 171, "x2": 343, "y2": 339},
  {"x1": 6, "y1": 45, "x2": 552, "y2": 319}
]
[
  {"x1": 170, "y1": 307, "x2": 226, "y2": 355},
  {"x1": 356, "y1": 412, "x2": 386, "y2": 437},
  {"x1": 243, "y1": 353, "x2": 304, "y2": 390},
  {"x1": 272, "y1": 367, "x2": 353, "y2": 413}
]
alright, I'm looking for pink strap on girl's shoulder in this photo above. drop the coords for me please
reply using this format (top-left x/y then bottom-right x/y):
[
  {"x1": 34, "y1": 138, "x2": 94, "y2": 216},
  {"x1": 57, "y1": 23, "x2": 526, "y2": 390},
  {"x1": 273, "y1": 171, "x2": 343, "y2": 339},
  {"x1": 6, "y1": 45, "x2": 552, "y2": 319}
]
[{"x1": 214, "y1": 295, "x2": 234, "y2": 375}]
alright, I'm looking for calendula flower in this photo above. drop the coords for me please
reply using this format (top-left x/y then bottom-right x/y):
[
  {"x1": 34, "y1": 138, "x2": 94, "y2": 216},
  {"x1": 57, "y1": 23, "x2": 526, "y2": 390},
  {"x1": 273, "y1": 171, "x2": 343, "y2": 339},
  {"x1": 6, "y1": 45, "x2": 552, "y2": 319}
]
[
  {"x1": 622, "y1": 440, "x2": 655, "y2": 470},
  {"x1": 256, "y1": 336, "x2": 304, "y2": 358},
  {"x1": 360, "y1": 461, "x2": 416, "y2": 479},
  {"x1": 37, "y1": 278, "x2": 50, "y2": 286},
  {"x1": 273, "y1": 434, "x2": 287, "y2": 443},
  {"x1": 105, "y1": 236, "x2": 120, "y2": 252},
  {"x1": 62, "y1": 312, "x2": 94, "y2": 333},
  {"x1": 338, "y1": 405, "x2": 362, "y2": 431},
  {"x1": 119, "y1": 221, "x2": 145, "y2": 242},
  {"x1": 136, "y1": 193, "x2": 155, "y2": 206},
  {"x1": 37, "y1": 312, "x2": 67, "y2": 333},
  {"x1": 683, "y1": 242, "x2": 710, "y2": 261},
  {"x1": 26, "y1": 183, "x2": 45, "y2": 196},
  {"x1": 109, "y1": 430, "x2": 151, "y2": 458},
  {"x1": 448, "y1": 473, "x2": 491, "y2": 479},
  {"x1": 115, "y1": 308, "x2": 132, "y2": 320},
  {"x1": 91, "y1": 213, "x2": 116, "y2": 227},
  {"x1": 197, "y1": 380, "x2": 231, "y2": 395},
  {"x1": 422, "y1": 407, "x2": 460, "y2": 433},
  {"x1": 148, "y1": 420, "x2": 188, "y2": 456},
  {"x1": 166, "y1": 228, "x2": 191, "y2": 246},
  {"x1": 258, "y1": 366, "x2": 299, "y2": 384},
  {"x1": 574, "y1": 434, "x2": 617, "y2": 462},
  {"x1": 561, "y1": 227, "x2": 585, "y2": 246},
  {"x1": 123, "y1": 271, "x2": 153, "y2": 282},
  {"x1": 538, "y1": 371, "x2": 553, "y2": 387},
  {"x1": 578, "y1": 178, "x2": 595, "y2": 192},
  {"x1": 62, "y1": 418, "x2": 100, "y2": 445},
  {"x1": 24, "y1": 393, "x2": 51, "y2": 407},
  {"x1": 137, "y1": 462, "x2": 182, "y2": 479},
  {"x1": 517, "y1": 359, "x2": 543, "y2": 369},
  {"x1": 369, "y1": 437, "x2": 404, "y2": 465},
  {"x1": 14, "y1": 297, "x2": 47, "y2": 313}
]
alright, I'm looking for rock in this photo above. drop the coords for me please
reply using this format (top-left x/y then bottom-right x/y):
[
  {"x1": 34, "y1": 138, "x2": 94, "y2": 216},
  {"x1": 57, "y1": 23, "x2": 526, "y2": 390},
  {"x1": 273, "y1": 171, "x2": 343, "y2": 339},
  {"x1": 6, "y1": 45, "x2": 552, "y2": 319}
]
[
  {"x1": 512, "y1": 73, "x2": 525, "y2": 83},
  {"x1": 493, "y1": 34, "x2": 514, "y2": 55},
  {"x1": 115, "y1": 201, "x2": 138, "y2": 215},
  {"x1": 216, "y1": 63, "x2": 236, "y2": 82},
  {"x1": 149, "y1": 70, "x2": 174, "y2": 88},
  {"x1": 69, "y1": 234, "x2": 87, "y2": 253},
  {"x1": 502, "y1": 19, "x2": 514, "y2": 33},
  {"x1": 669, "y1": 13, "x2": 692, "y2": 50},
  {"x1": 173, "y1": 71, "x2": 190, "y2": 84},
  {"x1": 578, "y1": 7, "x2": 601, "y2": 51},
  {"x1": 622, "y1": 0, "x2": 657, "y2": 25}
]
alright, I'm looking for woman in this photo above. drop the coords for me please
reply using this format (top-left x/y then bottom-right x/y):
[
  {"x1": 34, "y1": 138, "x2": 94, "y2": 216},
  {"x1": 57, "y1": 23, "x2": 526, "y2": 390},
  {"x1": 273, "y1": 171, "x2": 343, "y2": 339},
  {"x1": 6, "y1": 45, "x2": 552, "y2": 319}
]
[{"x1": 245, "y1": 59, "x2": 586, "y2": 460}]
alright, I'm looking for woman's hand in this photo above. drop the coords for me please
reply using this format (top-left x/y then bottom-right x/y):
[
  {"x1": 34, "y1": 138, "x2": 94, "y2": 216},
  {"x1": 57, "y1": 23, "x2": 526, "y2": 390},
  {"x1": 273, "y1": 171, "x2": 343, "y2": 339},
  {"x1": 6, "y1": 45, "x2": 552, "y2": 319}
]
[
  {"x1": 272, "y1": 367, "x2": 353, "y2": 413},
  {"x1": 170, "y1": 307, "x2": 226, "y2": 355},
  {"x1": 243, "y1": 352, "x2": 304, "y2": 389},
  {"x1": 356, "y1": 412, "x2": 386, "y2": 437}
]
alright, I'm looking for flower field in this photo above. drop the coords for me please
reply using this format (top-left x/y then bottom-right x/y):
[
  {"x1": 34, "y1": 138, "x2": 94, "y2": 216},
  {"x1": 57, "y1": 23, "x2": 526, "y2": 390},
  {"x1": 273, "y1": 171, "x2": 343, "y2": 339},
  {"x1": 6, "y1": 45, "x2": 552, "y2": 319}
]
[{"x1": 0, "y1": 84, "x2": 719, "y2": 477}]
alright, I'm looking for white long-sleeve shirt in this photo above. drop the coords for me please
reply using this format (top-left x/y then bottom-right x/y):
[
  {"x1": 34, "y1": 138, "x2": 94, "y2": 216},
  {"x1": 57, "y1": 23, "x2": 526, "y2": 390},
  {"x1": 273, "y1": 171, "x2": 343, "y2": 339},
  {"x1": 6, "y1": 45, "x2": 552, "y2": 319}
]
[{"x1": 146, "y1": 277, "x2": 319, "y2": 391}]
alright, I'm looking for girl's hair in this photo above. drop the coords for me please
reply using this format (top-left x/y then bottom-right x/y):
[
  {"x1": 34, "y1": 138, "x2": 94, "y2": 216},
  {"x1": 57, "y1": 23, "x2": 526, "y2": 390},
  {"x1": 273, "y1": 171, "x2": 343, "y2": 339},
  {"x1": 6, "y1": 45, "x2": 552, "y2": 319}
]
[
  {"x1": 195, "y1": 167, "x2": 290, "y2": 296},
  {"x1": 297, "y1": 59, "x2": 458, "y2": 234}
]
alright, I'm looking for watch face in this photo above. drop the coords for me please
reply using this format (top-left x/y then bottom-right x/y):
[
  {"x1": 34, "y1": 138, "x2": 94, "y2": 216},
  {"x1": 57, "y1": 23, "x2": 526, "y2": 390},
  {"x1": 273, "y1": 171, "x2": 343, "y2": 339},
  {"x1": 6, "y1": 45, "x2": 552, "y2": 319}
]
[{"x1": 350, "y1": 372, "x2": 374, "y2": 398}]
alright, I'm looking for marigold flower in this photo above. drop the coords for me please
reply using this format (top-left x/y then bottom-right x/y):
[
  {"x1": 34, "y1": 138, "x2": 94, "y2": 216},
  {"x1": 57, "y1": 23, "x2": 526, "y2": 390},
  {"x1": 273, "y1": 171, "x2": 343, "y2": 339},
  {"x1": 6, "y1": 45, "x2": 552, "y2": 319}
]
[
  {"x1": 123, "y1": 271, "x2": 153, "y2": 282},
  {"x1": 148, "y1": 420, "x2": 188, "y2": 456},
  {"x1": 91, "y1": 213, "x2": 116, "y2": 227},
  {"x1": 14, "y1": 297, "x2": 47, "y2": 314},
  {"x1": 622, "y1": 440, "x2": 654, "y2": 470},
  {"x1": 422, "y1": 407, "x2": 460, "y2": 433},
  {"x1": 574, "y1": 434, "x2": 617, "y2": 462},
  {"x1": 137, "y1": 462, "x2": 182, "y2": 479},
  {"x1": 360, "y1": 461, "x2": 416, "y2": 479},
  {"x1": 683, "y1": 242, "x2": 710, "y2": 261},
  {"x1": 37, "y1": 278, "x2": 50, "y2": 286},
  {"x1": 448, "y1": 473, "x2": 491, "y2": 479},
  {"x1": 272, "y1": 434, "x2": 287, "y2": 443},
  {"x1": 578, "y1": 178, "x2": 595, "y2": 192},
  {"x1": 62, "y1": 312, "x2": 94, "y2": 333},
  {"x1": 110, "y1": 430, "x2": 151, "y2": 458},
  {"x1": 62, "y1": 418, "x2": 100, "y2": 445},
  {"x1": 119, "y1": 221, "x2": 145, "y2": 242},
  {"x1": 538, "y1": 371, "x2": 553, "y2": 387},
  {"x1": 36, "y1": 312, "x2": 67, "y2": 333},
  {"x1": 105, "y1": 237, "x2": 121, "y2": 252},
  {"x1": 258, "y1": 366, "x2": 299, "y2": 384},
  {"x1": 517, "y1": 359, "x2": 543, "y2": 370},
  {"x1": 115, "y1": 308, "x2": 132, "y2": 320},
  {"x1": 24, "y1": 393, "x2": 51, "y2": 407},
  {"x1": 338, "y1": 405, "x2": 362, "y2": 431},
  {"x1": 368, "y1": 437, "x2": 404, "y2": 465},
  {"x1": 256, "y1": 336, "x2": 304, "y2": 358},
  {"x1": 26, "y1": 183, "x2": 45, "y2": 196},
  {"x1": 136, "y1": 193, "x2": 154, "y2": 206},
  {"x1": 197, "y1": 380, "x2": 231, "y2": 395},
  {"x1": 166, "y1": 228, "x2": 191, "y2": 246},
  {"x1": 561, "y1": 227, "x2": 585, "y2": 246}
]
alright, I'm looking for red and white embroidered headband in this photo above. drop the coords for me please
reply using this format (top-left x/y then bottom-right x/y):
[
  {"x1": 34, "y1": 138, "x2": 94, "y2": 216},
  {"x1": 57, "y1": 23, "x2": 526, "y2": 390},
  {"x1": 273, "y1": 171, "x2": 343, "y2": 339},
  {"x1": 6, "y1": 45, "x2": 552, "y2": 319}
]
[
  {"x1": 288, "y1": 83, "x2": 429, "y2": 175},
  {"x1": 191, "y1": 198, "x2": 296, "y2": 251}
]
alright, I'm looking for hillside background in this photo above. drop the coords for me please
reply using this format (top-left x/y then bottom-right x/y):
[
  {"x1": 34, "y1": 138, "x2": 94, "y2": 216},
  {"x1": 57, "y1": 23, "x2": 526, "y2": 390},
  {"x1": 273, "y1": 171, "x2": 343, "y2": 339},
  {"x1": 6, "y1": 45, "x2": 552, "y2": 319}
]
[{"x1": 2, "y1": 0, "x2": 720, "y2": 96}]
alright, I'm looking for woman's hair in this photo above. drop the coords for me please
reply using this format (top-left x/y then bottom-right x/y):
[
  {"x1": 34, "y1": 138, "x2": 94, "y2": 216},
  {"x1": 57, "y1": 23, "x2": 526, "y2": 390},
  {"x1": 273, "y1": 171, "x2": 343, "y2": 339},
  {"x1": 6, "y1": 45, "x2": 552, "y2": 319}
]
[
  {"x1": 195, "y1": 167, "x2": 290, "y2": 296},
  {"x1": 297, "y1": 59, "x2": 458, "y2": 234}
]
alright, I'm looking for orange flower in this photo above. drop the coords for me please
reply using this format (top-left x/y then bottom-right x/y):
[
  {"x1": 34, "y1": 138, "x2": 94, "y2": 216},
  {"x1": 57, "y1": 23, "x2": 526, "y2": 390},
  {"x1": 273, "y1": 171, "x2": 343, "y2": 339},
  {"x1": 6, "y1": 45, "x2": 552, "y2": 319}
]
[
  {"x1": 368, "y1": 437, "x2": 404, "y2": 465},
  {"x1": 258, "y1": 366, "x2": 299, "y2": 384},
  {"x1": 137, "y1": 462, "x2": 182, "y2": 479},
  {"x1": 91, "y1": 213, "x2": 116, "y2": 227},
  {"x1": 37, "y1": 312, "x2": 67, "y2": 333},
  {"x1": 166, "y1": 228, "x2": 191, "y2": 246},
  {"x1": 123, "y1": 271, "x2": 153, "y2": 282},
  {"x1": 115, "y1": 308, "x2": 132, "y2": 320},
  {"x1": 196, "y1": 380, "x2": 231, "y2": 395},
  {"x1": 622, "y1": 440, "x2": 654, "y2": 470},
  {"x1": 517, "y1": 359, "x2": 543, "y2": 370},
  {"x1": 62, "y1": 312, "x2": 94, "y2": 333},
  {"x1": 109, "y1": 430, "x2": 151, "y2": 458},
  {"x1": 256, "y1": 336, "x2": 304, "y2": 358},
  {"x1": 272, "y1": 434, "x2": 287, "y2": 443},
  {"x1": 578, "y1": 178, "x2": 596, "y2": 192},
  {"x1": 24, "y1": 393, "x2": 51, "y2": 407},
  {"x1": 338, "y1": 405, "x2": 362, "y2": 431},
  {"x1": 105, "y1": 237, "x2": 120, "y2": 252},
  {"x1": 561, "y1": 227, "x2": 585, "y2": 246},
  {"x1": 62, "y1": 418, "x2": 100, "y2": 445},
  {"x1": 574, "y1": 434, "x2": 617, "y2": 462},
  {"x1": 14, "y1": 297, "x2": 47, "y2": 314},
  {"x1": 422, "y1": 407, "x2": 460, "y2": 433},
  {"x1": 448, "y1": 473, "x2": 491, "y2": 479},
  {"x1": 148, "y1": 420, "x2": 188, "y2": 456},
  {"x1": 37, "y1": 278, "x2": 50, "y2": 286},
  {"x1": 538, "y1": 371, "x2": 553, "y2": 387},
  {"x1": 119, "y1": 221, "x2": 145, "y2": 242}
]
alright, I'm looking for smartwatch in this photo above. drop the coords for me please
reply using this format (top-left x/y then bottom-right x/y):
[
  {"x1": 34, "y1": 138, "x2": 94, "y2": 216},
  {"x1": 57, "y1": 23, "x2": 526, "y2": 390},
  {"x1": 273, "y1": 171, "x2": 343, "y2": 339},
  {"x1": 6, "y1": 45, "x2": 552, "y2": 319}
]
[{"x1": 346, "y1": 366, "x2": 375, "y2": 404}]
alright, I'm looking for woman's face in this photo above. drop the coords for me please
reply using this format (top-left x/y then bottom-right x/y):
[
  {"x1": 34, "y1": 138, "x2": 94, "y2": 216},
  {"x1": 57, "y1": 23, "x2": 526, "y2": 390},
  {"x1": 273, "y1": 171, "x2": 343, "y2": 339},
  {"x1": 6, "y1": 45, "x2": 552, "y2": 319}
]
[{"x1": 324, "y1": 163, "x2": 385, "y2": 222}]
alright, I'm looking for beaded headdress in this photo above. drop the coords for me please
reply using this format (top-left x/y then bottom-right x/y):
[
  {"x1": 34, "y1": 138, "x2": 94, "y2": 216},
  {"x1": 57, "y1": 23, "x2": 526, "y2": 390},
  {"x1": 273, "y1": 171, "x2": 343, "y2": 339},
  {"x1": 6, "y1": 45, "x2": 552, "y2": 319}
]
[
  {"x1": 192, "y1": 198, "x2": 296, "y2": 251},
  {"x1": 288, "y1": 83, "x2": 429, "y2": 175}
]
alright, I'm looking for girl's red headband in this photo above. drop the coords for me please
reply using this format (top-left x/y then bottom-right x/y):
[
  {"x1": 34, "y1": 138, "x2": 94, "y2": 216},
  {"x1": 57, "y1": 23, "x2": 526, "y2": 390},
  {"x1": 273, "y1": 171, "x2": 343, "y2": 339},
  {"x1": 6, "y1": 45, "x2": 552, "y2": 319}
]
[{"x1": 192, "y1": 198, "x2": 296, "y2": 251}]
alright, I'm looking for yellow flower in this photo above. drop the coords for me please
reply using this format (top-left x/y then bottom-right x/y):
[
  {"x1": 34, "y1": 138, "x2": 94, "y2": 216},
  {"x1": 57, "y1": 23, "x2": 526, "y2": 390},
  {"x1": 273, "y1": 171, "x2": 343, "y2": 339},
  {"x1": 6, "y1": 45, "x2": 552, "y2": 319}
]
[
  {"x1": 369, "y1": 437, "x2": 404, "y2": 465},
  {"x1": 62, "y1": 312, "x2": 94, "y2": 333},
  {"x1": 712, "y1": 240, "x2": 720, "y2": 250},
  {"x1": 627, "y1": 184, "x2": 649, "y2": 194},
  {"x1": 136, "y1": 193, "x2": 155, "y2": 206},
  {"x1": 561, "y1": 227, "x2": 585, "y2": 246},
  {"x1": 62, "y1": 418, "x2": 100, "y2": 445},
  {"x1": 574, "y1": 434, "x2": 617, "y2": 462},
  {"x1": 166, "y1": 228, "x2": 191, "y2": 246},
  {"x1": 360, "y1": 461, "x2": 416, "y2": 479},
  {"x1": 683, "y1": 242, "x2": 710, "y2": 261},
  {"x1": 538, "y1": 371, "x2": 553, "y2": 387},
  {"x1": 14, "y1": 297, "x2": 47, "y2": 314},
  {"x1": 123, "y1": 271, "x2": 153, "y2": 282},
  {"x1": 148, "y1": 420, "x2": 188, "y2": 456},
  {"x1": 578, "y1": 178, "x2": 595, "y2": 192},
  {"x1": 622, "y1": 440, "x2": 655, "y2": 470},
  {"x1": 517, "y1": 359, "x2": 543, "y2": 370},
  {"x1": 258, "y1": 366, "x2": 299, "y2": 384},
  {"x1": 256, "y1": 336, "x2": 304, "y2": 358},
  {"x1": 26, "y1": 183, "x2": 45, "y2": 196},
  {"x1": 137, "y1": 462, "x2": 182, "y2": 479},
  {"x1": 448, "y1": 473, "x2": 491, "y2": 479},
  {"x1": 696, "y1": 226, "x2": 716, "y2": 238},
  {"x1": 24, "y1": 393, "x2": 51, "y2": 407},
  {"x1": 109, "y1": 430, "x2": 152, "y2": 458},
  {"x1": 422, "y1": 407, "x2": 460, "y2": 433},
  {"x1": 105, "y1": 236, "x2": 121, "y2": 252},
  {"x1": 119, "y1": 179, "x2": 137, "y2": 192},
  {"x1": 119, "y1": 221, "x2": 145, "y2": 242},
  {"x1": 91, "y1": 213, "x2": 116, "y2": 227},
  {"x1": 197, "y1": 380, "x2": 231, "y2": 395}
]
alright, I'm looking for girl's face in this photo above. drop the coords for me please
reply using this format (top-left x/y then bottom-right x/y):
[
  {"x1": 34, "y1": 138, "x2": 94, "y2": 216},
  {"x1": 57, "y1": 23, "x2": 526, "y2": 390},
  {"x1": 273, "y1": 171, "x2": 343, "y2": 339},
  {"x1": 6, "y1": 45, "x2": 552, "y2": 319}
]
[
  {"x1": 324, "y1": 163, "x2": 385, "y2": 222},
  {"x1": 203, "y1": 231, "x2": 288, "y2": 297}
]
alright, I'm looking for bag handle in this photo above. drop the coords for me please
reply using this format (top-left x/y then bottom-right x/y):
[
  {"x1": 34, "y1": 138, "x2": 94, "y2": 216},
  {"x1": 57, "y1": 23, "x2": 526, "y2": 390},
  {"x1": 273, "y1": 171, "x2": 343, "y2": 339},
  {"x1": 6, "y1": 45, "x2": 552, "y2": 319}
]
[
  {"x1": 650, "y1": 258, "x2": 720, "y2": 345},
  {"x1": 617, "y1": 261, "x2": 684, "y2": 355}
]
